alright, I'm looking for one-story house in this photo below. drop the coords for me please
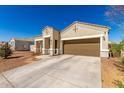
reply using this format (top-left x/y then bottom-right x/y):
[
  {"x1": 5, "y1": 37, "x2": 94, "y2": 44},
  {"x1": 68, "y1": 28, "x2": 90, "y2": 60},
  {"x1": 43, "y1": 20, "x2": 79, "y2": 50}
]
[
  {"x1": 9, "y1": 38, "x2": 34, "y2": 51},
  {"x1": 34, "y1": 21, "x2": 110, "y2": 57}
]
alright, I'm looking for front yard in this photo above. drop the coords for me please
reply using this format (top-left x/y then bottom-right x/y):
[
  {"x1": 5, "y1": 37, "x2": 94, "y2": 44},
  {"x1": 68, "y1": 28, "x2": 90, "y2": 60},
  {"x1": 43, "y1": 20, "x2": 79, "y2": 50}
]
[
  {"x1": 102, "y1": 58, "x2": 124, "y2": 88},
  {"x1": 0, "y1": 50, "x2": 124, "y2": 88},
  {"x1": 0, "y1": 51, "x2": 39, "y2": 73}
]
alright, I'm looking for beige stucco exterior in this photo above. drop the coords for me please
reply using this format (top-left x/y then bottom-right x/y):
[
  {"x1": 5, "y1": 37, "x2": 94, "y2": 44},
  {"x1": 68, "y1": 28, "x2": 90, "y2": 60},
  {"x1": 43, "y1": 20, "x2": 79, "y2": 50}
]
[
  {"x1": 34, "y1": 21, "x2": 110, "y2": 57},
  {"x1": 34, "y1": 27, "x2": 60, "y2": 55}
]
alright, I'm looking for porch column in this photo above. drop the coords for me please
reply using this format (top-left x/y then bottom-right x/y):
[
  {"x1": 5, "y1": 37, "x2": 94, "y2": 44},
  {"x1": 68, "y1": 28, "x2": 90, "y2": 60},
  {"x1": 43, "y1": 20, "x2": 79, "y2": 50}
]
[
  {"x1": 42, "y1": 38, "x2": 45, "y2": 55},
  {"x1": 60, "y1": 40, "x2": 63, "y2": 54},
  {"x1": 49, "y1": 38, "x2": 54, "y2": 56}
]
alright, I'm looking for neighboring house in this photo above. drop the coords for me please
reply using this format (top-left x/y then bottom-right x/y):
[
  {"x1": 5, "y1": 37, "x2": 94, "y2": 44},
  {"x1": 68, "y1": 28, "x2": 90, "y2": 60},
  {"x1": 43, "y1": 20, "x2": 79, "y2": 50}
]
[
  {"x1": 9, "y1": 38, "x2": 34, "y2": 51},
  {"x1": 34, "y1": 21, "x2": 110, "y2": 57},
  {"x1": 0, "y1": 42, "x2": 6, "y2": 48}
]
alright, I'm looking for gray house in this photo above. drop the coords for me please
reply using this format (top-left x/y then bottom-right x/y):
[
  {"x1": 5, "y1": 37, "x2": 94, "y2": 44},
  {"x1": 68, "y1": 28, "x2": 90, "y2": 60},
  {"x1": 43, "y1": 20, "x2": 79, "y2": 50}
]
[{"x1": 9, "y1": 38, "x2": 34, "y2": 51}]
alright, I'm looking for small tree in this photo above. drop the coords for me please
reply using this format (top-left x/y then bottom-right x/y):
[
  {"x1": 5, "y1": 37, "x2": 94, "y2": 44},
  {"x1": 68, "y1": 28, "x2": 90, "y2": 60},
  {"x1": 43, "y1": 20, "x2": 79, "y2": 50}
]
[{"x1": 0, "y1": 43, "x2": 12, "y2": 59}]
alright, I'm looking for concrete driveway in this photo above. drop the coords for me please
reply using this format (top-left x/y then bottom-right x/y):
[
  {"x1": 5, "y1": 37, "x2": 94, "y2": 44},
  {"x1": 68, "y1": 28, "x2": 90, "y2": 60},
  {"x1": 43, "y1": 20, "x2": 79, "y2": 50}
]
[{"x1": 0, "y1": 55, "x2": 101, "y2": 88}]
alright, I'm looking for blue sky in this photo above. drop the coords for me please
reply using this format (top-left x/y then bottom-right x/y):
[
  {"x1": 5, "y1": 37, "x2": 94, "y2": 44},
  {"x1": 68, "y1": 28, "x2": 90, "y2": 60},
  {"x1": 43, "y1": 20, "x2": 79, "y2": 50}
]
[{"x1": 0, "y1": 5, "x2": 122, "y2": 42}]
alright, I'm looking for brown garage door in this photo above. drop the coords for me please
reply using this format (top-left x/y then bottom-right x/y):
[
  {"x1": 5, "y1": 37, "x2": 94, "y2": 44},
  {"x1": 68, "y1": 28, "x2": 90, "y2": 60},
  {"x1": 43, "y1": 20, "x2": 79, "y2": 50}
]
[{"x1": 63, "y1": 38, "x2": 100, "y2": 57}]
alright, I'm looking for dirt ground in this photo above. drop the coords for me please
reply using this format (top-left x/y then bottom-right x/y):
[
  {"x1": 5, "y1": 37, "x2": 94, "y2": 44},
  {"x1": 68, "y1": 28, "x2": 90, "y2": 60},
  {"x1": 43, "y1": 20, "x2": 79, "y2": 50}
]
[
  {"x1": 101, "y1": 58, "x2": 124, "y2": 88},
  {"x1": 0, "y1": 51, "x2": 39, "y2": 73}
]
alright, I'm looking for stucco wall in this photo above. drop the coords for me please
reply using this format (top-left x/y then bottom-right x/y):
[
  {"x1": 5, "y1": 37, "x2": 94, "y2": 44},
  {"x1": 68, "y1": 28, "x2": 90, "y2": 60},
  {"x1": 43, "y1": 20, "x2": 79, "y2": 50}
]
[
  {"x1": 42, "y1": 27, "x2": 53, "y2": 49},
  {"x1": 61, "y1": 23, "x2": 105, "y2": 38},
  {"x1": 53, "y1": 29, "x2": 60, "y2": 54},
  {"x1": 102, "y1": 31, "x2": 109, "y2": 50},
  {"x1": 53, "y1": 30, "x2": 60, "y2": 49}
]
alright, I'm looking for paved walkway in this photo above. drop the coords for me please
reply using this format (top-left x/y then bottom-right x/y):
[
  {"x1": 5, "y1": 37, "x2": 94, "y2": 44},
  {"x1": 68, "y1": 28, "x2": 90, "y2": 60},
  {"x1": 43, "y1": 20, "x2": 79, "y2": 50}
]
[{"x1": 0, "y1": 55, "x2": 101, "y2": 88}]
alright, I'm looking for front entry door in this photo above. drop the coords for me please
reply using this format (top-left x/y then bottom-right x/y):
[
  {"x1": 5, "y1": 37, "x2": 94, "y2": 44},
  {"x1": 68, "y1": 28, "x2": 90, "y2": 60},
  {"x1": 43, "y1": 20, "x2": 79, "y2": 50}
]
[{"x1": 55, "y1": 40, "x2": 57, "y2": 54}]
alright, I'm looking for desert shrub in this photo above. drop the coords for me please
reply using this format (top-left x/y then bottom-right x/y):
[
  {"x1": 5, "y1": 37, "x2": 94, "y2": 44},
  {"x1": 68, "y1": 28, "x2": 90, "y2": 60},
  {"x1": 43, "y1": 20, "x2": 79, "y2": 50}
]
[
  {"x1": 111, "y1": 43, "x2": 123, "y2": 57},
  {"x1": 109, "y1": 43, "x2": 124, "y2": 57},
  {"x1": 0, "y1": 43, "x2": 12, "y2": 59},
  {"x1": 119, "y1": 57, "x2": 124, "y2": 65},
  {"x1": 113, "y1": 80, "x2": 124, "y2": 88}
]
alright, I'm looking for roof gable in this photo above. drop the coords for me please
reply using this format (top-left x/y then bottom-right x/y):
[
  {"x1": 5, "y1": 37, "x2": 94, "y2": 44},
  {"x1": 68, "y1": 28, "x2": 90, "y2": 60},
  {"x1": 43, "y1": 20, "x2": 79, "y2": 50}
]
[{"x1": 61, "y1": 21, "x2": 110, "y2": 34}]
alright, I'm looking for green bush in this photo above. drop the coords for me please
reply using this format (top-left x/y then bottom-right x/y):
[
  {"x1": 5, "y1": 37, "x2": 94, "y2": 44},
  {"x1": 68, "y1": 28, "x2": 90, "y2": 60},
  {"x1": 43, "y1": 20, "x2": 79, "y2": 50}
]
[
  {"x1": 111, "y1": 43, "x2": 123, "y2": 57},
  {"x1": 113, "y1": 80, "x2": 124, "y2": 88},
  {"x1": 0, "y1": 43, "x2": 12, "y2": 59}
]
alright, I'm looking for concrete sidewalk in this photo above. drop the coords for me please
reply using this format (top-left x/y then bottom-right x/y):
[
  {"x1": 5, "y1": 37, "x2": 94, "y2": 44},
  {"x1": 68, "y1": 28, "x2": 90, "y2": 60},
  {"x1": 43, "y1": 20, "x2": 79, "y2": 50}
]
[{"x1": 0, "y1": 55, "x2": 101, "y2": 88}]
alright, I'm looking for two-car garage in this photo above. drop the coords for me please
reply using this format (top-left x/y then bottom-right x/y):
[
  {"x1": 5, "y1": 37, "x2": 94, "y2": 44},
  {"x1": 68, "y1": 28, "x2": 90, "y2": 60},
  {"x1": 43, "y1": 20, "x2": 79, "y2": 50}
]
[
  {"x1": 63, "y1": 38, "x2": 100, "y2": 57},
  {"x1": 60, "y1": 21, "x2": 109, "y2": 58}
]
